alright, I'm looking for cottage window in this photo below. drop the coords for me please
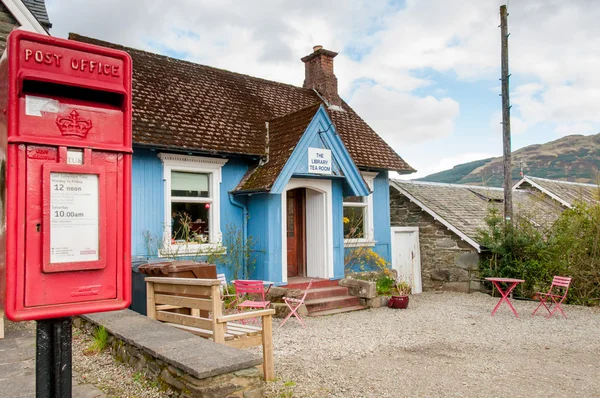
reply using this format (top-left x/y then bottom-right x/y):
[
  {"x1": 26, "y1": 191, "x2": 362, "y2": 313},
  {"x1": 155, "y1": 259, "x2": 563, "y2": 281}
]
[
  {"x1": 343, "y1": 172, "x2": 377, "y2": 247},
  {"x1": 343, "y1": 196, "x2": 366, "y2": 239},
  {"x1": 159, "y1": 153, "x2": 227, "y2": 256}
]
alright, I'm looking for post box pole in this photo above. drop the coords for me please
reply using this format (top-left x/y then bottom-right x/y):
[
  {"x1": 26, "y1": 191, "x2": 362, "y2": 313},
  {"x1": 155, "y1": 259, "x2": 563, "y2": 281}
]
[{"x1": 35, "y1": 318, "x2": 73, "y2": 398}]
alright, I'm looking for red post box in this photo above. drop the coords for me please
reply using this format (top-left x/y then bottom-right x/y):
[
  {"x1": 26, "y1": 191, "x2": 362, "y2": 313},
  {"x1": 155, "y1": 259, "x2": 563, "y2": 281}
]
[{"x1": 0, "y1": 31, "x2": 132, "y2": 321}]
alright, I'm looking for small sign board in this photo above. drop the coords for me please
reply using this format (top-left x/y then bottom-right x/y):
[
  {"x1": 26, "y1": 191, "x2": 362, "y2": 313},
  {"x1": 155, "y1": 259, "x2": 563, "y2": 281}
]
[
  {"x1": 50, "y1": 172, "x2": 99, "y2": 263},
  {"x1": 308, "y1": 148, "x2": 332, "y2": 175}
]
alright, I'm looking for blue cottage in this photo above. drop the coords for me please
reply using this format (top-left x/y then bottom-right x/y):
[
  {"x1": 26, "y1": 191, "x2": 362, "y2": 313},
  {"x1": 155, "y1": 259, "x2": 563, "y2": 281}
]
[{"x1": 71, "y1": 36, "x2": 415, "y2": 285}]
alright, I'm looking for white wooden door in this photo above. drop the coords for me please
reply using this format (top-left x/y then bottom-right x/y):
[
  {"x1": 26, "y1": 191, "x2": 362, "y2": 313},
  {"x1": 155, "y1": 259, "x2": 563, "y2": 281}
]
[{"x1": 391, "y1": 227, "x2": 422, "y2": 294}]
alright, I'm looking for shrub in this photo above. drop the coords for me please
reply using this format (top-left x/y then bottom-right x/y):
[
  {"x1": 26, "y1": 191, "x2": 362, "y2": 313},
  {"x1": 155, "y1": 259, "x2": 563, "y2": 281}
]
[
  {"x1": 376, "y1": 275, "x2": 395, "y2": 295},
  {"x1": 477, "y1": 201, "x2": 600, "y2": 305}
]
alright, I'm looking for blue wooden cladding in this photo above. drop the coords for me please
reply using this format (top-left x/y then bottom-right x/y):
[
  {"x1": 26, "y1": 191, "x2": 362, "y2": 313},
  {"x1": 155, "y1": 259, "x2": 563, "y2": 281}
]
[
  {"x1": 130, "y1": 108, "x2": 395, "y2": 283},
  {"x1": 131, "y1": 148, "x2": 164, "y2": 258}
]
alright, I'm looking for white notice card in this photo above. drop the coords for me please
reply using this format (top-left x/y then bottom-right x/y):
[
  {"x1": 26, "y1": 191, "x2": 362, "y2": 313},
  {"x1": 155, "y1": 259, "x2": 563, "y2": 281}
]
[{"x1": 50, "y1": 173, "x2": 99, "y2": 263}]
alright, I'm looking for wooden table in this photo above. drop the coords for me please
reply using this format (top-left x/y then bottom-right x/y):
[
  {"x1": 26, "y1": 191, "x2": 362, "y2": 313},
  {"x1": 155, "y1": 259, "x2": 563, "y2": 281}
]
[{"x1": 485, "y1": 277, "x2": 525, "y2": 318}]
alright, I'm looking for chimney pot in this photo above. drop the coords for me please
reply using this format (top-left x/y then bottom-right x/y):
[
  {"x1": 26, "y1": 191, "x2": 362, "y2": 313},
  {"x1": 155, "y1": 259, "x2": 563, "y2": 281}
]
[{"x1": 301, "y1": 46, "x2": 341, "y2": 108}]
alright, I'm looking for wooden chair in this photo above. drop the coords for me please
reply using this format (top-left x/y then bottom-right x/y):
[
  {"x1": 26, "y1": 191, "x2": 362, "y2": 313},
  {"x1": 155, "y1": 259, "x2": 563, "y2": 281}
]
[
  {"x1": 145, "y1": 277, "x2": 275, "y2": 380},
  {"x1": 217, "y1": 273, "x2": 237, "y2": 308},
  {"x1": 532, "y1": 276, "x2": 572, "y2": 319}
]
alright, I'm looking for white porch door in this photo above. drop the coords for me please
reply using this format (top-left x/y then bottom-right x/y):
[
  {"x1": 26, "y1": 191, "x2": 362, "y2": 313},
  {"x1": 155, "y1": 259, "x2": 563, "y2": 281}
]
[{"x1": 391, "y1": 227, "x2": 422, "y2": 294}]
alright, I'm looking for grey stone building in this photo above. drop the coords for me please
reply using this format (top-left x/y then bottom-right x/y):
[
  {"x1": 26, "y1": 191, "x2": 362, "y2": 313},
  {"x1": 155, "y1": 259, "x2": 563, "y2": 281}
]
[
  {"x1": 389, "y1": 179, "x2": 568, "y2": 292},
  {"x1": 0, "y1": 0, "x2": 50, "y2": 52}
]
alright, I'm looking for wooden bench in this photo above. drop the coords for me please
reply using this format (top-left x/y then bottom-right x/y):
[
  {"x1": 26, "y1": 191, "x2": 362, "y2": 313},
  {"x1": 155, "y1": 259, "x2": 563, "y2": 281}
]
[{"x1": 145, "y1": 277, "x2": 275, "y2": 381}]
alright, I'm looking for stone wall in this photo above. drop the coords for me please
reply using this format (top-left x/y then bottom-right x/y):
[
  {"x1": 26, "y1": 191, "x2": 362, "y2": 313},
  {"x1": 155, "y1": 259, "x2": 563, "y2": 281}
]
[
  {"x1": 390, "y1": 188, "x2": 480, "y2": 292},
  {"x1": 77, "y1": 310, "x2": 265, "y2": 398},
  {"x1": 0, "y1": 4, "x2": 19, "y2": 53}
]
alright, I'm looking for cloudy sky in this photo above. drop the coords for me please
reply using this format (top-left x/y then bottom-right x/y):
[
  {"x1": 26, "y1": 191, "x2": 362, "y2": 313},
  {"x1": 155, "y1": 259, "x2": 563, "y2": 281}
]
[{"x1": 46, "y1": 0, "x2": 600, "y2": 178}]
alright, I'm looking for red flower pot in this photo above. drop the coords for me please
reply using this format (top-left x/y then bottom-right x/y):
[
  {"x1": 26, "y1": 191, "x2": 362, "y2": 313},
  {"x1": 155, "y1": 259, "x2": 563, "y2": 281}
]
[{"x1": 388, "y1": 295, "x2": 409, "y2": 309}]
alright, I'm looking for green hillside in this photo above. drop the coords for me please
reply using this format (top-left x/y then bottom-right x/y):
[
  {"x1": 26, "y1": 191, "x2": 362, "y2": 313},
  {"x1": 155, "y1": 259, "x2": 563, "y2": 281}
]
[
  {"x1": 418, "y1": 134, "x2": 600, "y2": 186},
  {"x1": 416, "y1": 158, "x2": 493, "y2": 184}
]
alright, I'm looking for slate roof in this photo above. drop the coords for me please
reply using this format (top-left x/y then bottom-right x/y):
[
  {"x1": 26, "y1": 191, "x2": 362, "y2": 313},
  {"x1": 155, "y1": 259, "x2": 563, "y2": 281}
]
[
  {"x1": 390, "y1": 180, "x2": 564, "y2": 250},
  {"x1": 515, "y1": 176, "x2": 599, "y2": 208},
  {"x1": 22, "y1": 0, "x2": 51, "y2": 27},
  {"x1": 68, "y1": 33, "x2": 414, "y2": 173},
  {"x1": 236, "y1": 103, "x2": 323, "y2": 192}
]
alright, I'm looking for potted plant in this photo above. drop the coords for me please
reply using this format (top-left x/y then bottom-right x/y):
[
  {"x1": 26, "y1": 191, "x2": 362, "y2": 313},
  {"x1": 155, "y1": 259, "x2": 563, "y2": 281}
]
[{"x1": 388, "y1": 279, "x2": 411, "y2": 309}]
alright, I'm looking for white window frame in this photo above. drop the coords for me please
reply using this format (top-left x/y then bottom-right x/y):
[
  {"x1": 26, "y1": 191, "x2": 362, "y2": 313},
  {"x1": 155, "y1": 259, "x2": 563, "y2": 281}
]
[
  {"x1": 344, "y1": 171, "x2": 377, "y2": 248},
  {"x1": 158, "y1": 153, "x2": 228, "y2": 256}
]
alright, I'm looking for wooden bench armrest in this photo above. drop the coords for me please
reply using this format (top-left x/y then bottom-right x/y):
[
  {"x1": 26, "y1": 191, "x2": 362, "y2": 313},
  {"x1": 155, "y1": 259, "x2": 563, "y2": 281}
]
[{"x1": 217, "y1": 309, "x2": 275, "y2": 324}]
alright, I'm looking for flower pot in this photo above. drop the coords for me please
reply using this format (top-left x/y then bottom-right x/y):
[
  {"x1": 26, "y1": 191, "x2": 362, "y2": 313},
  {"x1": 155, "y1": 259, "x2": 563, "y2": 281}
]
[{"x1": 388, "y1": 295, "x2": 409, "y2": 309}]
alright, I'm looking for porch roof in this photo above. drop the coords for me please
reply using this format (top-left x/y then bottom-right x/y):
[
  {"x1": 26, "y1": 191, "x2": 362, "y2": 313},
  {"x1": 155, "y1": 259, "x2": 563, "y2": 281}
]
[{"x1": 235, "y1": 103, "x2": 323, "y2": 192}]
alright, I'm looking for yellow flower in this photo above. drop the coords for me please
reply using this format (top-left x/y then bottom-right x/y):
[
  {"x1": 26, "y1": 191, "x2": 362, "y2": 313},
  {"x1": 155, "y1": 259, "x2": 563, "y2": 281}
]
[{"x1": 343, "y1": 217, "x2": 350, "y2": 224}]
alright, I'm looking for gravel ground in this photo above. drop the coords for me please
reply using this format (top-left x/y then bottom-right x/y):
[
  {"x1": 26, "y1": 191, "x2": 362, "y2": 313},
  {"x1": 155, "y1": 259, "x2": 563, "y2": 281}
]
[
  {"x1": 72, "y1": 328, "x2": 174, "y2": 397},
  {"x1": 3, "y1": 319, "x2": 173, "y2": 397},
  {"x1": 258, "y1": 291, "x2": 600, "y2": 398}
]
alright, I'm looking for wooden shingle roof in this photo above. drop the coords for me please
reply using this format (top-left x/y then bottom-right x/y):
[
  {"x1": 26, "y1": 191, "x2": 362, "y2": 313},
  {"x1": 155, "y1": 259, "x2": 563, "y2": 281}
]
[
  {"x1": 69, "y1": 34, "x2": 414, "y2": 173},
  {"x1": 390, "y1": 180, "x2": 564, "y2": 251},
  {"x1": 21, "y1": 0, "x2": 50, "y2": 27},
  {"x1": 236, "y1": 103, "x2": 322, "y2": 192},
  {"x1": 514, "y1": 176, "x2": 600, "y2": 208}
]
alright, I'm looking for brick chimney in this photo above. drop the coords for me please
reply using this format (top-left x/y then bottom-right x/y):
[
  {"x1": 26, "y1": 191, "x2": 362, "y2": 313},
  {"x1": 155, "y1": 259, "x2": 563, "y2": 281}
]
[{"x1": 301, "y1": 45, "x2": 342, "y2": 108}]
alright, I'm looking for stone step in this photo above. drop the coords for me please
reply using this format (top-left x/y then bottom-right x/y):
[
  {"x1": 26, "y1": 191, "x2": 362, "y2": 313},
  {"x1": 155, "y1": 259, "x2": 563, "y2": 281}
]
[
  {"x1": 305, "y1": 286, "x2": 349, "y2": 301},
  {"x1": 284, "y1": 279, "x2": 340, "y2": 290},
  {"x1": 304, "y1": 295, "x2": 360, "y2": 313},
  {"x1": 307, "y1": 305, "x2": 368, "y2": 317}
]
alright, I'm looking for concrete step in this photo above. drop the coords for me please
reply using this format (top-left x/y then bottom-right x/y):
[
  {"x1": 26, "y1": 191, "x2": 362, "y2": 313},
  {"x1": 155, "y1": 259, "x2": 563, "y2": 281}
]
[
  {"x1": 304, "y1": 295, "x2": 360, "y2": 313},
  {"x1": 307, "y1": 305, "x2": 368, "y2": 317},
  {"x1": 305, "y1": 286, "x2": 349, "y2": 301},
  {"x1": 284, "y1": 279, "x2": 340, "y2": 290}
]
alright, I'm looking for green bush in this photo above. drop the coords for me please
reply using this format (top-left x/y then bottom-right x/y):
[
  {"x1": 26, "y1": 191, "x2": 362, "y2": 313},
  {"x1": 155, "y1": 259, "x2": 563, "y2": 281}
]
[
  {"x1": 376, "y1": 275, "x2": 395, "y2": 295},
  {"x1": 477, "y1": 201, "x2": 600, "y2": 305},
  {"x1": 547, "y1": 203, "x2": 600, "y2": 305}
]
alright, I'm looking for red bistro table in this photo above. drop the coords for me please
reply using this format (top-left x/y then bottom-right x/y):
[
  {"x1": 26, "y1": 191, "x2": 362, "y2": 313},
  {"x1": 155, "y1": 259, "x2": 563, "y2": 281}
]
[{"x1": 485, "y1": 277, "x2": 525, "y2": 318}]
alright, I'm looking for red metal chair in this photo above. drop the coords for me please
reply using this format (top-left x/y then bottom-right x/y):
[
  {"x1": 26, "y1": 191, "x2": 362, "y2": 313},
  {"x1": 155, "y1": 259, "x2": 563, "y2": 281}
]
[
  {"x1": 279, "y1": 280, "x2": 313, "y2": 329},
  {"x1": 233, "y1": 280, "x2": 271, "y2": 310},
  {"x1": 532, "y1": 276, "x2": 572, "y2": 319}
]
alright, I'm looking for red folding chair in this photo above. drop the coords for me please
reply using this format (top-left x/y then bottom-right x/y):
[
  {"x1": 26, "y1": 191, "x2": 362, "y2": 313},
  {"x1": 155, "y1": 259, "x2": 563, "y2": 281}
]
[
  {"x1": 279, "y1": 280, "x2": 313, "y2": 329},
  {"x1": 532, "y1": 276, "x2": 572, "y2": 319},
  {"x1": 233, "y1": 280, "x2": 271, "y2": 310}
]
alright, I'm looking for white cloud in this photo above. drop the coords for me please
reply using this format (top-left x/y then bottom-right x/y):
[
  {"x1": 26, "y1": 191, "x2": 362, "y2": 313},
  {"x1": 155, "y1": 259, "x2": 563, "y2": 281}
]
[
  {"x1": 554, "y1": 122, "x2": 596, "y2": 137},
  {"x1": 489, "y1": 111, "x2": 529, "y2": 135},
  {"x1": 46, "y1": 0, "x2": 600, "y2": 162},
  {"x1": 350, "y1": 83, "x2": 460, "y2": 145}
]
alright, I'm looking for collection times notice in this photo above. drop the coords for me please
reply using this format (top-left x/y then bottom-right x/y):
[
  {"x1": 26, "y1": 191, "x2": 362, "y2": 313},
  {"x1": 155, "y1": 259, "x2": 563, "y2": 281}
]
[{"x1": 50, "y1": 172, "x2": 99, "y2": 263}]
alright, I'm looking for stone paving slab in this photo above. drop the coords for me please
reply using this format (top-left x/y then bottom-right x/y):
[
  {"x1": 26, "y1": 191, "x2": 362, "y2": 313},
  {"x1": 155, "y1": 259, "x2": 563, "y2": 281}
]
[
  {"x1": 83, "y1": 309, "x2": 262, "y2": 379},
  {"x1": 0, "y1": 325, "x2": 106, "y2": 398}
]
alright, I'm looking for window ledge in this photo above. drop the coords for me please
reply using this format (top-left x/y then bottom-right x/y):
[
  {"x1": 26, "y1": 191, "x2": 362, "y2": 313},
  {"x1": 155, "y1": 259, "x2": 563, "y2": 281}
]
[
  {"x1": 158, "y1": 243, "x2": 226, "y2": 258},
  {"x1": 344, "y1": 239, "x2": 377, "y2": 248}
]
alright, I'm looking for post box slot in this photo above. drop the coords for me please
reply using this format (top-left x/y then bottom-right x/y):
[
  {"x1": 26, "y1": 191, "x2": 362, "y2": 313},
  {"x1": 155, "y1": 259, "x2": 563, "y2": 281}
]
[{"x1": 22, "y1": 80, "x2": 124, "y2": 108}]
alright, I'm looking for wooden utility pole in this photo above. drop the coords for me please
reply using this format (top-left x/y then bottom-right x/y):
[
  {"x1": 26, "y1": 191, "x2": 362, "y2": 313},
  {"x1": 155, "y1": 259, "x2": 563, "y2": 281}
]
[{"x1": 500, "y1": 5, "x2": 513, "y2": 221}]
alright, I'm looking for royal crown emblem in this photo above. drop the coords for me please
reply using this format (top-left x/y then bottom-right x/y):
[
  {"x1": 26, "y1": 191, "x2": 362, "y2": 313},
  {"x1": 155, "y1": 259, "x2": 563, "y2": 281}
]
[{"x1": 55, "y1": 110, "x2": 92, "y2": 138}]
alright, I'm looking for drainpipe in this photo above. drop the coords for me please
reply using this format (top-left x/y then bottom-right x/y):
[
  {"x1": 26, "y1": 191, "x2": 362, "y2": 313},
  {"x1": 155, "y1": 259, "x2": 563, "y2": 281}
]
[{"x1": 228, "y1": 193, "x2": 248, "y2": 279}]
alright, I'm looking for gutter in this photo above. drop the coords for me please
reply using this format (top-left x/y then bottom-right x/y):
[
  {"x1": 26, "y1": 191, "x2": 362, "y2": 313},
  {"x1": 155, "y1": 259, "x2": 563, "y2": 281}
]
[
  {"x1": 133, "y1": 143, "x2": 262, "y2": 161},
  {"x1": 228, "y1": 193, "x2": 249, "y2": 279}
]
